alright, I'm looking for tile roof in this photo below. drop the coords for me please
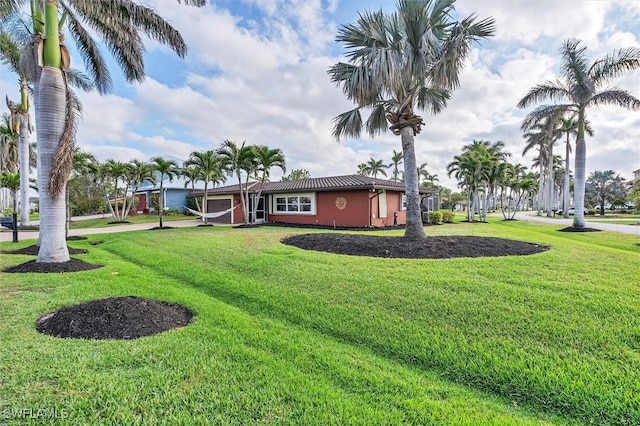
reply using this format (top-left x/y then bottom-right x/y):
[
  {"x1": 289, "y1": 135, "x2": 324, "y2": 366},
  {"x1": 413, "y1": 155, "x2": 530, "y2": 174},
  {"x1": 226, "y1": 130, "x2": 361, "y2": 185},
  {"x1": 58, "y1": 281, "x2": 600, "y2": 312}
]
[{"x1": 190, "y1": 175, "x2": 437, "y2": 196}]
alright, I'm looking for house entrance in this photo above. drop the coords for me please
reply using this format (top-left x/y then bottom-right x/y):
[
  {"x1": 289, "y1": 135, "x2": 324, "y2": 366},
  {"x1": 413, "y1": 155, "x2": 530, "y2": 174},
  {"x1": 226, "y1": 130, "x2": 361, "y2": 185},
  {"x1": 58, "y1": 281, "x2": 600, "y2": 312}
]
[{"x1": 249, "y1": 195, "x2": 266, "y2": 223}]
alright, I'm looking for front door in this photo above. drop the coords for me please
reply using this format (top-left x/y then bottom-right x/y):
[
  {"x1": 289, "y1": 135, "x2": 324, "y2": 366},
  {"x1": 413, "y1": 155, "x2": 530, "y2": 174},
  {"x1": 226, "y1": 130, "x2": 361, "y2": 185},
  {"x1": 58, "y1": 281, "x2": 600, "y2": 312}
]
[{"x1": 249, "y1": 195, "x2": 266, "y2": 223}]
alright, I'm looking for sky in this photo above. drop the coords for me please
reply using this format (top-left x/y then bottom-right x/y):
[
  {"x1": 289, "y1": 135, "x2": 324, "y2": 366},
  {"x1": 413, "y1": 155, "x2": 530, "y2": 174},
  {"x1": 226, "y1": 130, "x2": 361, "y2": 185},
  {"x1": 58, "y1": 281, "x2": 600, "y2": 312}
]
[{"x1": 1, "y1": 0, "x2": 639, "y2": 191}]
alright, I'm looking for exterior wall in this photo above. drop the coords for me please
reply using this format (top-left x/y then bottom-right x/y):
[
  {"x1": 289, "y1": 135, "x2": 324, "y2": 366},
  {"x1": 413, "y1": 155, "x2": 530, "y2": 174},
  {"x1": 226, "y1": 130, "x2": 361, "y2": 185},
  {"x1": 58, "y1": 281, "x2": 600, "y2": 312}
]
[
  {"x1": 165, "y1": 190, "x2": 188, "y2": 212},
  {"x1": 266, "y1": 190, "x2": 408, "y2": 227},
  {"x1": 134, "y1": 193, "x2": 147, "y2": 214}
]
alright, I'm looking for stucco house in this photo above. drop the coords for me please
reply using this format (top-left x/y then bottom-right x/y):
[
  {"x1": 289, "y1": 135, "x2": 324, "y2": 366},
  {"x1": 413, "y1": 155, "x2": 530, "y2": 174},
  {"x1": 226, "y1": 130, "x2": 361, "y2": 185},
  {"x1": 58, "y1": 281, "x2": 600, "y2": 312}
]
[
  {"x1": 134, "y1": 175, "x2": 204, "y2": 214},
  {"x1": 189, "y1": 174, "x2": 439, "y2": 227}
]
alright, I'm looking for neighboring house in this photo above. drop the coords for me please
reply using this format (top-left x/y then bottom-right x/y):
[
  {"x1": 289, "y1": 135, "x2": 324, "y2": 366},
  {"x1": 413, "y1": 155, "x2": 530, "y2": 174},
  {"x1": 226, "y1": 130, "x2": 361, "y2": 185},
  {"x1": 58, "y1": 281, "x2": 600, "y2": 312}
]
[
  {"x1": 189, "y1": 174, "x2": 439, "y2": 227},
  {"x1": 134, "y1": 176, "x2": 205, "y2": 214}
]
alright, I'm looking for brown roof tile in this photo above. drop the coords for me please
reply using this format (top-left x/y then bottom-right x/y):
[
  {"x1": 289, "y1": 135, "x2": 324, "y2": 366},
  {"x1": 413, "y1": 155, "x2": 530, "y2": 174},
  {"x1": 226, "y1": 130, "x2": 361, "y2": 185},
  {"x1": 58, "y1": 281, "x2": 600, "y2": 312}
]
[{"x1": 190, "y1": 175, "x2": 436, "y2": 197}]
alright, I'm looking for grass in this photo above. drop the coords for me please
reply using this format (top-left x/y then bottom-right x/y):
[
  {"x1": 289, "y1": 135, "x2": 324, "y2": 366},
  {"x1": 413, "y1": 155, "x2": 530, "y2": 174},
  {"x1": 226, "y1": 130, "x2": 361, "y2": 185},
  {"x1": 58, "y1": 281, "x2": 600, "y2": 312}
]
[
  {"x1": 68, "y1": 214, "x2": 196, "y2": 229},
  {"x1": 1, "y1": 218, "x2": 639, "y2": 425}
]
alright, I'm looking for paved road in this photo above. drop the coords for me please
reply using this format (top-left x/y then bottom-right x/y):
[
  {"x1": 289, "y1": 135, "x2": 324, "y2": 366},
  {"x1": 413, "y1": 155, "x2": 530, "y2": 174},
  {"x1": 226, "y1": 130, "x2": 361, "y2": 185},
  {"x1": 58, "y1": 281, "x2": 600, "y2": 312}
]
[
  {"x1": 515, "y1": 213, "x2": 640, "y2": 235},
  {"x1": 0, "y1": 219, "x2": 202, "y2": 243}
]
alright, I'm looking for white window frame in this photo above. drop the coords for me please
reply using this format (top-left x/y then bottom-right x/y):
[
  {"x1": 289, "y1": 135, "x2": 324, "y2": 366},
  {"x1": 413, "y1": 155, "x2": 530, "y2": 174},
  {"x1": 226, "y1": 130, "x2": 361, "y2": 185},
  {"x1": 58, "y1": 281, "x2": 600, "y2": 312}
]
[
  {"x1": 270, "y1": 193, "x2": 316, "y2": 215},
  {"x1": 401, "y1": 193, "x2": 407, "y2": 211}
]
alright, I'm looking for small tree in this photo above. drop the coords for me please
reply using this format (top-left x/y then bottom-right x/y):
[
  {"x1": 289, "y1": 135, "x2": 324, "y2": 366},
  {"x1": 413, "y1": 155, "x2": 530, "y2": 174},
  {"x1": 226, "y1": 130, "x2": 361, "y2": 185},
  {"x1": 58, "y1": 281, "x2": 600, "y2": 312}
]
[{"x1": 150, "y1": 157, "x2": 178, "y2": 228}]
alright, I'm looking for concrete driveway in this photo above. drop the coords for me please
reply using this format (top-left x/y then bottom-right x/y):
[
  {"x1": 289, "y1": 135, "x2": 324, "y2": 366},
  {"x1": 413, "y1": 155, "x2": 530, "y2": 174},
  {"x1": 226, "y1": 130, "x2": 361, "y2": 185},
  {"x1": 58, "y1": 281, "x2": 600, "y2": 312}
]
[{"x1": 0, "y1": 219, "x2": 202, "y2": 243}]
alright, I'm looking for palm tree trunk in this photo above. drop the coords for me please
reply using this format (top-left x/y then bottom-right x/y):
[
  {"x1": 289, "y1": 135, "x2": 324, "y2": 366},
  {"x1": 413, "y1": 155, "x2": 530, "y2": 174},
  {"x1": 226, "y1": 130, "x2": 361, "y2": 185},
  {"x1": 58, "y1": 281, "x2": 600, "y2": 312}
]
[
  {"x1": 203, "y1": 181, "x2": 209, "y2": 225},
  {"x1": 573, "y1": 138, "x2": 586, "y2": 228},
  {"x1": 36, "y1": 66, "x2": 69, "y2": 263},
  {"x1": 563, "y1": 138, "x2": 571, "y2": 218},
  {"x1": 537, "y1": 164, "x2": 544, "y2": 216},
  {"x1": 547, "y1": 145, "x2": 554, "y2": 217},
  {"x1": 400, "y1": 127, "x2": 426, "y2": 239},
  {"x1": 18, "y1": 113, "x2": 31, "y2": 226}
]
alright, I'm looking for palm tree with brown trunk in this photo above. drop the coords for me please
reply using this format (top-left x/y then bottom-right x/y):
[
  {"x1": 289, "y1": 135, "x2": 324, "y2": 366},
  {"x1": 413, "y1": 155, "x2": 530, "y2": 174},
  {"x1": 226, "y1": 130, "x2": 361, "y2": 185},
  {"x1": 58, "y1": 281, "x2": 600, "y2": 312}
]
[{"x1": 328, "y1": 0, "x2": 495, "y2": 238}]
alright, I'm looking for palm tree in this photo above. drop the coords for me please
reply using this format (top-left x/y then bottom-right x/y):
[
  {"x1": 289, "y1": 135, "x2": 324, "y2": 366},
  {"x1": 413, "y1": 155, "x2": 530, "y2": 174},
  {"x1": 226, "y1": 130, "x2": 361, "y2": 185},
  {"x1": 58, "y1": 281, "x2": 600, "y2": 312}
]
[
  {"x1": 184, "y1": 150, "x2": 224, "y2": 225},
  {"x1": 1, "y1": 26, "x2": 33, "y2": 225},
  {"x1": 365, "y1": 157, "x2": 388, "y2": 178},
  {"x1": 282, "y1": 169, "x2": 311, "y2": 181},
  {"x1": 3, "y1": 0, "x2": 205, "y2": 262},
  {"x1": 0, "y1": 172, "x2": 20, "y2": 224},
  {"x1": 150, "y1": 157, "x2": 178, "y2": 228},
  {"x1": 217, "y1": 140, "x2": 256, "y2": 224},
  {"x1": 328, "y1": 0, "x2": 495, "y2": 239},
  {"x1": 123, "y1": 159, "x2": 154, "y2": 219},
  {"x1": 518, "y1": 39, "x2": 640, "y2": 228},
  {"x1": 447, "y1": 143, "x2": 493, "y2": 222},
  {"x1": 252, "y1": 145, "x2": 285, "y2": 223},
  {"x1": 586, "y1": 170, "x2": 626, "y2": 215},
  {"x1": 356, "y1": 163, "x2": 368, "y2": 176},
  {"x1": 182, "y1": 166, "x2": 202, "y2": 212},
  {"x1": 390, "y1": 150, "x2": 403, "y2": 182}
]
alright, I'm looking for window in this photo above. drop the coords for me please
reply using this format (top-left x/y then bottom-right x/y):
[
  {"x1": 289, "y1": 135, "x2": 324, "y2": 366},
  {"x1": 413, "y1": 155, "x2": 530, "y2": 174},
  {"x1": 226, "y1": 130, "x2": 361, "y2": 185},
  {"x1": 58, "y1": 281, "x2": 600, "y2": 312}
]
[
  {"x1": 273, "y1": 194, "x2": 315, "y2": 214},
  {"x1": 401, "y1": 194, "x2": 407, "y2": 211}
]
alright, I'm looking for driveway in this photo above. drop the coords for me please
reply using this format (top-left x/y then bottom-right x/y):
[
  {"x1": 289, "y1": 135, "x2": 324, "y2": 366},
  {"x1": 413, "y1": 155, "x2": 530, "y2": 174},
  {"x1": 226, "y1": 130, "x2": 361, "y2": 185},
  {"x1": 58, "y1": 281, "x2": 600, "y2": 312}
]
[
  {"x1": 516, "y1": 213, "x2": 639, "y2": 235},
  {"x1": 0, "y1": 219, "x2": 202, "y2": 243}
]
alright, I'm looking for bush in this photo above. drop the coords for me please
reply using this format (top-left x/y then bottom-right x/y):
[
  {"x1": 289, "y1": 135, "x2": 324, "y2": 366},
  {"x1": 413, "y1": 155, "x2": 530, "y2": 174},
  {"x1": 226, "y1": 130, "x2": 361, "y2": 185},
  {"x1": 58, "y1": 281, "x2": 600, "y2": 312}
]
[
  {"x1": 428, "y1": 210, "x2": 443, "y2": 224},
  {"x1": 441, "y1": 210, "x2": 455, "y2": 223}
]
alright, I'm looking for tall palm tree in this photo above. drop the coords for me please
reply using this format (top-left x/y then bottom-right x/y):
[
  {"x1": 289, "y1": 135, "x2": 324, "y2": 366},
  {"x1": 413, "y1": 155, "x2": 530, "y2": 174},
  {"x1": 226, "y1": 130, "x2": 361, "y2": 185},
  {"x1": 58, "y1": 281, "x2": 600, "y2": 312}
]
[
  {"x1": 365, "y1": 157, "x2": 388, "y2": 178},
  {"x1": 356, "y1": 163, "x2": 368, "y2": 176},
  {"x1": 150, "y1": 157, "x2": 178, "y2": 229},
  {"x1": 390, "y1": 150, "x2": 403, "y2": 182},
  {"x1": 518, "y1": 38, "x2": 640, "y2": 228},
  {"x1": 182, "y1": 166, "x2": 202, "y2": 212},
  {"x1": 252, "y1": 145, "x2": 285, "y2": 223},
  {"x1": 3, "y1": 0, "x2": 205, "y2": 262},
  {"x1": 447, "y1": 143, "x2": 493, "y2": 222},
  {"x1": 328, "y1": 0, "x2": 495, "y2": 239},
  {"x1": 217, "y1": 140, "x2": 256, "y2": 224},
  {"x1": 184, "y1": 150, "x2": 225, "y2": 225},
  {"x1": 521, "y1": 114, "x2": 563, "y2": 216},
  {"x1": 0, "y1": 114, "x2": 19, "y2": 213}
]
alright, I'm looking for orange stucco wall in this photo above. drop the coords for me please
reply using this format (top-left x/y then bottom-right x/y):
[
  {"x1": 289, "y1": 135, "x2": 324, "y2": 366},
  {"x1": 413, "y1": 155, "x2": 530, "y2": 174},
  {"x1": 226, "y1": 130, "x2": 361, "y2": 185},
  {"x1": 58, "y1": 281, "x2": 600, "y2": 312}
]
[{"x1": 266, "y1": 190, "x2": 407, "y2": 227}]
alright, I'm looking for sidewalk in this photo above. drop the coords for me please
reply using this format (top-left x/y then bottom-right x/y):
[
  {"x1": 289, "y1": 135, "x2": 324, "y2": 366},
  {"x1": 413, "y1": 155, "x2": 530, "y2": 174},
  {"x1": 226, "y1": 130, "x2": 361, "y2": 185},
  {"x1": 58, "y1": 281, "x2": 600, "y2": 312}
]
[
  {"x1": 0, "y1": 219, "x2": 202, "y2": 243},
  {"x1": 515, "y1": 213, "x2": 640, "y2": 235}
]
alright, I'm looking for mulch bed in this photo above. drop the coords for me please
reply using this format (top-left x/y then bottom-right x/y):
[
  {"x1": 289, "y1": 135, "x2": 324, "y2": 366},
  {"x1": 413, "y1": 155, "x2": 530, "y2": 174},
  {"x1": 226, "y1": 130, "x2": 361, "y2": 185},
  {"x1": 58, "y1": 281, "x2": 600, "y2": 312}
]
[
  {"x1": 1, "y1": 245, "x2": 87, "y2": 256},
  {"x1": 36, "y1": 296, "x2": 193, "y2": 340},
  {"x1": 149, "y1": 226, "x2": 174, "y2": 230},
  {"x1": 282, "y1": 234, "x2": 549, "y2": 259},
  {"x1": 558, "y1": 227, "x2": 600, "y2": 233},
  {"x1": 3, "y1": 258, "x2": 102, "y2": 273}
]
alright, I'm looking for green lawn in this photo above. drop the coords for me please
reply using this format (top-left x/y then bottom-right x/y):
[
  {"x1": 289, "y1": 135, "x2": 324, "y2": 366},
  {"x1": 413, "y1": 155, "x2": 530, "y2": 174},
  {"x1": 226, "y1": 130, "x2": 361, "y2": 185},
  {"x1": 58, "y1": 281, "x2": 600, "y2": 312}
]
[
  {"x1": 68, "y1": 213, "x2": 196, "y2": 229},
  {"x1": 1, "y1": 219, "x2": 638, "y2": 425}
]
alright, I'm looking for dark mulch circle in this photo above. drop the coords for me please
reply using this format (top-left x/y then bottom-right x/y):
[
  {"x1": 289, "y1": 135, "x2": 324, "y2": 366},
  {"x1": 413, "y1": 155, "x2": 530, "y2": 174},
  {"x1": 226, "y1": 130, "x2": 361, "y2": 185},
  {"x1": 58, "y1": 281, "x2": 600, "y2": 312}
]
[
  {"x1": 149, "y1": 226, "x2": 174, "y2": 230},
  {"x1": 107, "y1": 221, "x2": 130, "y2": 225},
  {"x1": 3, "y1": 258, "x2": 102, "y2": 273},
  {"x1": 66, "y1": 235, "x2": 87, "y2": 241},
  {"x1": 558, "y1": 227, "x2": 601, "y2": 233},
  {"x1": 282, "y1": 233, "x2": 549, "y2": 259},
  {"x1": 36, "y1": 296, "x2": 193, "y2": 340},
  {"x1": 1, "y1": 245, "x2": 87, "y2": 256}
]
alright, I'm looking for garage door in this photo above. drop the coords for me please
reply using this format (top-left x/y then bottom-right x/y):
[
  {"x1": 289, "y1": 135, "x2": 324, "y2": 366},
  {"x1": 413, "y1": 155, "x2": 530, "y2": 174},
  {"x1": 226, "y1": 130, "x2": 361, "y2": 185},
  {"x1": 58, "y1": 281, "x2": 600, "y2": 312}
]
[{"x1": 207, "y1": 199, "x2": 232, "y2": 224}]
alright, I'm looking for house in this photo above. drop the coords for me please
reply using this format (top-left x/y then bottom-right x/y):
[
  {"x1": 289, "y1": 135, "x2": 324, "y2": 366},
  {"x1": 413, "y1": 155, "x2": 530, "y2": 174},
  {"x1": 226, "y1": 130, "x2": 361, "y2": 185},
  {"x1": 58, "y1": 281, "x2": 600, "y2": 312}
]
[
  {"x1": 134, "y1": 176, "x2": 204, "y2": 214},
  {"x1": 189, "y1": 174, "x2": 439, "y2": 227}
]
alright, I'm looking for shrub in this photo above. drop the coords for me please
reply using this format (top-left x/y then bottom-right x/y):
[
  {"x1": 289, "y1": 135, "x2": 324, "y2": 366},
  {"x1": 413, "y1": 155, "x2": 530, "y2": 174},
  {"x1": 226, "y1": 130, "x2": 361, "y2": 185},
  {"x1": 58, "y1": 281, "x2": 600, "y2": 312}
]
[
  {"x1": 428, "y1": 210, "x2": 443, "y2": 223},
  {"x1": 441, "y1": 210, "x2": 455, "y2": 223}
]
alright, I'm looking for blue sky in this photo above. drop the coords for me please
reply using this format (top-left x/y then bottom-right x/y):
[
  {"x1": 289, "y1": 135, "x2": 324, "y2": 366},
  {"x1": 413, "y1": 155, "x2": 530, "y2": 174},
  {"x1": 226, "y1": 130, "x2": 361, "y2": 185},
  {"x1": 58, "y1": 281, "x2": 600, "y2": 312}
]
[{"x1": 1, "y1": 0, "x2": 639, "y2": 190}]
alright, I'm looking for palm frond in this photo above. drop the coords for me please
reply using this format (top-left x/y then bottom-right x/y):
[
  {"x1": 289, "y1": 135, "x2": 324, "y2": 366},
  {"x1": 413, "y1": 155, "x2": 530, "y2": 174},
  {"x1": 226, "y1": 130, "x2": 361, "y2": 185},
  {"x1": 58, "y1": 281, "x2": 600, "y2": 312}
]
[
  {"x1": 331, "y1": 108, "x2": 363, "y2": 141},
  {"x1": 365, "y1": 103, "x2": 388, "y2": 137},
  {"x1": 560, "y1": 38, "x2": 589, "y2": 87},
  {"x1": 66, "y1": 68, "x2": 95, "y2": 92},
  {"x1": 416, "y1": 86, "x2": 450, "y2": 114},
  {"x1": 48, "y1": 87, "x2": 81, "y2": 198},
  {"x1": 520, "y1": 104, "x2": 574, "y2": 132},
  {"x1": 590, "y1": 47, "x2": 640, "y2": 85},
  {"x1": 517, "y1": 80, "x2": 571, "y2": 108},
  {"x1": 63, "y1": 4, "x2": 113, "y2": 93},
  {"x1": 587, "y1": 89, "x2": 640, "y2": 111}
]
